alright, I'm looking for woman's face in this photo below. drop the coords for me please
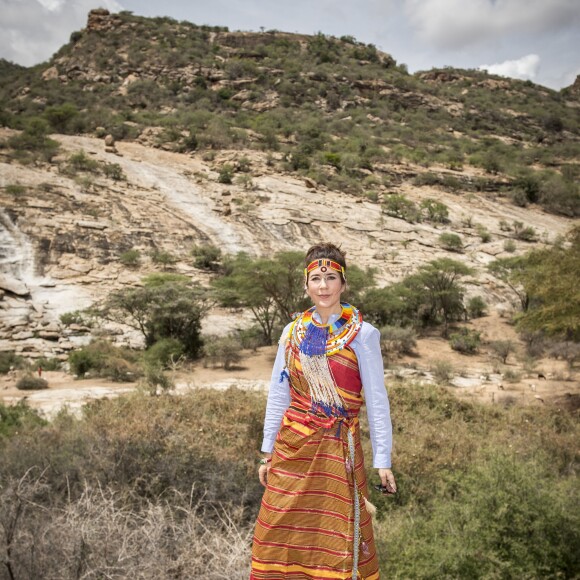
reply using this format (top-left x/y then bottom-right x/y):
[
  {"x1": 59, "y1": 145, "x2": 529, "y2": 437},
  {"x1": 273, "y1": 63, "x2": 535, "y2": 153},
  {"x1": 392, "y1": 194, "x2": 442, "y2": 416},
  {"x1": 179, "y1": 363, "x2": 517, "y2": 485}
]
[{"x1": 306, "y1": 267, "x2": 345, "y2": 312}]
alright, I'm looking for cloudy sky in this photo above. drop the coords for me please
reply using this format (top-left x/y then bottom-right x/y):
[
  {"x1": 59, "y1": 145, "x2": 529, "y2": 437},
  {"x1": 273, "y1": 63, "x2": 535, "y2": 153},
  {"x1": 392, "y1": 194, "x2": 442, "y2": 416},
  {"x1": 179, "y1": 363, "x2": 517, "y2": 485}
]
[{"x1": 1, "y1": 0, "x2": 579, "y2": 90}]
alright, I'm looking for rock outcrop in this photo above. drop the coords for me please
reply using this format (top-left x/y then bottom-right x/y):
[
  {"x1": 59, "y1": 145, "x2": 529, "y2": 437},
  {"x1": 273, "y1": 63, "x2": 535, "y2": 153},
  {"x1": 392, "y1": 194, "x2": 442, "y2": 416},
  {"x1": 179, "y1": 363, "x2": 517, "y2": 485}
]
[{"x1": 0, "y1": 130, "x2": 574, "y2": 358}]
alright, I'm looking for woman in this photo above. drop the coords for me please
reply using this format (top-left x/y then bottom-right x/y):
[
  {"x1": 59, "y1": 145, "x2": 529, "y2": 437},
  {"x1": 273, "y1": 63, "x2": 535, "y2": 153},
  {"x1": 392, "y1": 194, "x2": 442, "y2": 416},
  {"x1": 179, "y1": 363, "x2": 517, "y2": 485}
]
[{"x1": 250, "y1": 243, "x2": 396, "y2": 580}]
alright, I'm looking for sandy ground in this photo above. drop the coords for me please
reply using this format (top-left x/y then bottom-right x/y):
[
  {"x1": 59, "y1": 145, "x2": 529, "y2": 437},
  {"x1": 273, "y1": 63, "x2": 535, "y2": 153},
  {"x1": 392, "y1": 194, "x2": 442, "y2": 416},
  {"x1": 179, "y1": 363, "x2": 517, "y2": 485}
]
[
  {"x1": 2, "y1": 313, "x2": 578, "y2": 417},
  {"x1": 0, "y1": 346, "x2": 278, "y2": 418}
]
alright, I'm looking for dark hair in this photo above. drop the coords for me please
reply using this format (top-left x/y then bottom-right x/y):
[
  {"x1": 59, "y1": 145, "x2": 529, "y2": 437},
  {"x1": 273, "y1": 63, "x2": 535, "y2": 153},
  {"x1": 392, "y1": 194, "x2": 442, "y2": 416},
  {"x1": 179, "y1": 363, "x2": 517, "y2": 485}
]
[{"x1": 304, "y1": 242, "x2": 347, "y2": 283}]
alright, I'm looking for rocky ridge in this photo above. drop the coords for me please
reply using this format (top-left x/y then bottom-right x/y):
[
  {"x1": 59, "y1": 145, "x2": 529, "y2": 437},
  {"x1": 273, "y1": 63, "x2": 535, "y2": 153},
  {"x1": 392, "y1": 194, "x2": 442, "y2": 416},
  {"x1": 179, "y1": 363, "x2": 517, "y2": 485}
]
[{"x1": 0, "y1": 128, "x2": 574, "y2": 358}]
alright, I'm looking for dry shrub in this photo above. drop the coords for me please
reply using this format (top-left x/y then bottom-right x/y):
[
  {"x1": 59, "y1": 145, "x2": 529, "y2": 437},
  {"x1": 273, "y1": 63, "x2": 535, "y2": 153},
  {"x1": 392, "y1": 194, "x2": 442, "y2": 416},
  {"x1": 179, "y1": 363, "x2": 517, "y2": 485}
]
[
  {"x1": 0, "y1": 389, "x2": 265, "y2": 507},
  {"x1": 0, "y1": 473, "x2": 251, "y2": 579},
  {"x1": 1, "y1": 384, "x2": 577, "y2": 579},
  {"x1": 16, "y1": 374, "x2": 48, "y2": 390},
  {"x1": 431, "y1": 360, "x2": 454, "y2": 384},
  {"x1": 379, "y1": 325, "x2": 417, "y2": 363}
]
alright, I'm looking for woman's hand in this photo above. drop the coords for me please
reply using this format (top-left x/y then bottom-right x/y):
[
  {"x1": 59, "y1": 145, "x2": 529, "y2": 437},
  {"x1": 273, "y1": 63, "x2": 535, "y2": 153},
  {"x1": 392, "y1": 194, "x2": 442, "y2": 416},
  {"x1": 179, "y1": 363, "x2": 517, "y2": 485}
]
[
  {"x1": 258, "y1": 454, "x2": 272, "y2": 486},
  {"x1": 378, "y1": 468, "x2": 397, "y2": 494}
]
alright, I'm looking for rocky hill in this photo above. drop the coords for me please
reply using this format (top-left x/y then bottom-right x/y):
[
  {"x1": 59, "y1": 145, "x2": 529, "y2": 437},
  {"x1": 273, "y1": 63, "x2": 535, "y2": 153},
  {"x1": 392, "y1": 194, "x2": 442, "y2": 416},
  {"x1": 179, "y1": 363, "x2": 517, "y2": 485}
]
[{"x1": 0, "y1": 9, "x2": 579, "y2": 363}]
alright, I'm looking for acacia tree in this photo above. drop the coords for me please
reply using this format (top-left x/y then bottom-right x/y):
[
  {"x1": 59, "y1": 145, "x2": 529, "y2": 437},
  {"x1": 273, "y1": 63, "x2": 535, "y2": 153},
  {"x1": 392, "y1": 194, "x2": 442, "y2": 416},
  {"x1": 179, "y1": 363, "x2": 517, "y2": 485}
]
[
  {"x1": 404, "y1": 258, "x2": 473, "y2": 335},
  {"x1": 99, "y1": 274, "x2": 208, "y2": 358},
  {"x1": 514, "y1": 227, "x2": 580, "y2": 341},
  {"x1": 213, "y1": 252, "x2": 307, "y2": 344},
  {"x1": 213, "y1": 251, "x2": 372, "y2": 344},
  {"x1": 488, "y1": 256, "x2": 530, "y2": 311}
]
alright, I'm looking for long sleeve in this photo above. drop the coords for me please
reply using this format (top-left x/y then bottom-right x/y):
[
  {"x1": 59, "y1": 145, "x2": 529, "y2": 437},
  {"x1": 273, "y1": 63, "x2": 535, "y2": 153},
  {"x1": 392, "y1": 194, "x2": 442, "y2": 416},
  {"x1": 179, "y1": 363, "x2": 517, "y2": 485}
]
[
  {"x1": 261, "y1": 324, "x2": 292, "y2": 453},
  {"x1": 351, "y1": 322, "x2": 393, "y2": 468}
]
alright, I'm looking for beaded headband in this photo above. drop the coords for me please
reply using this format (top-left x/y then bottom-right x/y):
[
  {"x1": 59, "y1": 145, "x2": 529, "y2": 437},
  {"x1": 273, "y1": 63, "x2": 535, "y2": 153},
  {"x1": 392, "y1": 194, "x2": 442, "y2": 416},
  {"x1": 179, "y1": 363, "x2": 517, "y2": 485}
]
[{"x1": 304, "y1": 258, "x2": 346, "y2": 281}]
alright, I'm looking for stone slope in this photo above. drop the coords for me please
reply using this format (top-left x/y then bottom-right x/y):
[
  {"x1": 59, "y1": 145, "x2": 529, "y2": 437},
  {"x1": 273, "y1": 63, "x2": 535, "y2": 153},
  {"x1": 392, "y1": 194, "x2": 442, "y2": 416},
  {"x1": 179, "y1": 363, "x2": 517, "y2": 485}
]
[{"x1": 0, "y1": 129, "x2": 575, "y2": 358}]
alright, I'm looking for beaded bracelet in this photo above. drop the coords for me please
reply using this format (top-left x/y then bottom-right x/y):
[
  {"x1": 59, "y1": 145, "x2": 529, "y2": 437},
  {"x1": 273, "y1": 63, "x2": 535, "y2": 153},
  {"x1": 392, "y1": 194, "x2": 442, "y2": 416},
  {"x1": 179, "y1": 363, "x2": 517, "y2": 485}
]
[{"x1": 259, "y1": 458, "x2": 272, "y2": 465}]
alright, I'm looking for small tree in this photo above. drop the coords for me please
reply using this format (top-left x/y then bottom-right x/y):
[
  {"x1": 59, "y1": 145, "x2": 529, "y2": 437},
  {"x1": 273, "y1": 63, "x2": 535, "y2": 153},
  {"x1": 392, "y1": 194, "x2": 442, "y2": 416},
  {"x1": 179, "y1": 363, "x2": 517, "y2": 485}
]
[
  {"x1": 439, "y1": 232, "x2": 463, "y2": 253},
  {"x1": 99, "y1": 275, "x2": 207, "y2": 358},
  {"x1": 404, "y1": 258, "x2": 473, "y2": 335},
  {"x1": 514, "y1": 227, "x2": 580, "y2": 341},
  {"x1": 488, "y1": 256, "x2": 530, "y2": 312},
  {"x1": 489, "y1": 340, "x2": 515, "y2": 364}
]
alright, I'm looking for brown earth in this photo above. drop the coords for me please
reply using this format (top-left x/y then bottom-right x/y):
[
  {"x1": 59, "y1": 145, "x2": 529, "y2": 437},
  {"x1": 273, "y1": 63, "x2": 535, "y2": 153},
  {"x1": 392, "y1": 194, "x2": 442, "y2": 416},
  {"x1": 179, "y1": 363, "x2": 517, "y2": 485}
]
[{"x1": 2, "y1": 311, "x2": 577, "y2": 417}]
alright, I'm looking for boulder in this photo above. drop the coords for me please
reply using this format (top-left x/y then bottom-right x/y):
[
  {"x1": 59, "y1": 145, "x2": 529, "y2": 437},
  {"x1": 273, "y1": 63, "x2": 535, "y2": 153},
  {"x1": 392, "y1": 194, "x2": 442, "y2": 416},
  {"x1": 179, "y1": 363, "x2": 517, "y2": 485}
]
[{"x1": 0, "y1": 275, "x2": 30, "y2": 297}]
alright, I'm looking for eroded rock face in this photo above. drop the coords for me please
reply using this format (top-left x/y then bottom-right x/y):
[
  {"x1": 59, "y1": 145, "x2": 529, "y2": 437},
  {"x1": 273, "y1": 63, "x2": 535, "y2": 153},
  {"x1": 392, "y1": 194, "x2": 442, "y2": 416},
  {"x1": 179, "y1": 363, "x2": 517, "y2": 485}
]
[{"x1": 0, "y1": 130, "x2": 573, "y2": 358}]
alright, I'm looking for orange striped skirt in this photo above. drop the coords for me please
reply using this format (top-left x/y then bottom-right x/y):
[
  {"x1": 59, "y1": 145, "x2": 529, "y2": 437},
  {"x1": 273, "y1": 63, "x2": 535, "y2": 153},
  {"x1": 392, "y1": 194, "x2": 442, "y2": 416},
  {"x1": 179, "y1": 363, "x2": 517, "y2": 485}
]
[{"x1": 251, "y1": 411, "x2": 379, "y2": 580}]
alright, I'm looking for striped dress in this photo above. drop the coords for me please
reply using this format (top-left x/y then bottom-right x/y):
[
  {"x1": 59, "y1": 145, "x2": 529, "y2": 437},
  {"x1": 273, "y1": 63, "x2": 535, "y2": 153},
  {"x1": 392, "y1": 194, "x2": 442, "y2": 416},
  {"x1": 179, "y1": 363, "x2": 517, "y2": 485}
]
[{"x1": 251, "y1": 334, "x2": 380, "y2": 579}]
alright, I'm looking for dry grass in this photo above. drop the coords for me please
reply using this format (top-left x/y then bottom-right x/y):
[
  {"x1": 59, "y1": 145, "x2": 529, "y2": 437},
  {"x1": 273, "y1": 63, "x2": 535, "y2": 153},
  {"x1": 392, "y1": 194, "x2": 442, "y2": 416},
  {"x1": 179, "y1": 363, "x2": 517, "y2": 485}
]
[
  {"x1": 0, "y1": 384, "x2": 578, "y2": 578},
  {"x1": 0, "y1": 473, "x2": 252, "y2": 579}
]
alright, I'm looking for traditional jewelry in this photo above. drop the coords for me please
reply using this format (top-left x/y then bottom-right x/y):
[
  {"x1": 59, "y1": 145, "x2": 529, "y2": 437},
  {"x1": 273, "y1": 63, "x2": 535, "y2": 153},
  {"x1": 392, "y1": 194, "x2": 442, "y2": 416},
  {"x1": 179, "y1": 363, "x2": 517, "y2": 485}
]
[
  {"x1": 304, "y1": 258, "x2": 346, "y2": 282},
  {"x1": 259, "y1": 458, "x2": 272, "y2": 465},
  {"x1": 287, "y1": 303, "x2": 362, "y2": 417}
]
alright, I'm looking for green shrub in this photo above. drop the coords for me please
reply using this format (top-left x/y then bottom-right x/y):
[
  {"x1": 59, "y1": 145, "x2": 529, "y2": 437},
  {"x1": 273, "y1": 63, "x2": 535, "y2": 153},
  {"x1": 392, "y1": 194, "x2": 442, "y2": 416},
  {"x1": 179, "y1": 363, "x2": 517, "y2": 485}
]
[
  {"x1": 503, "y1": 239, "x2": 517, "y2": 253},
  {"x1": 7, "y1": 118, "x2": 60, "y2": 162},
  {"x1": 538, "y1": 174, "x2": 580, "y2": 217},
  {"x1": 0, "y1": 401, "x2": 45, "y2": 438},
  {"x1": 35, "y1": 357, "x2": 61, "y2": 372},
  {"x1": 379, "y1": 325, "x2": 417, "y2": 361},
  {"x1": 449, "y1": 328, "x2": 481, "y2": 354},
  {"x1": 218, "y1": 164, "x2": 234, "y2": 184},
  {"x1": 4, "y1": 184, "x2": 26, "y2": 195},
  {"x1": 150, "y1": 250, "x2": 177, "y2": 266},
  {"x1": 143, "y1": 338, "x2": 184, "y2": 368},
  {"x1": 439, "y1": 232, "x2": 463, "y2": 252},
  {"x1": 102, "y1": 162, "x2": 125, "y2": 181},
  {"x1": 69, "y1": 340, "x2": 140, "y2": 382},
  {"x1": 0, "y1": 352, "x2": 24, "y2": 374},
  {"x1": 66, "y1": 150, "x2": 100, "y2": 174},
  {"x1": 44, "y1": 103, "x2": 79, "y2": 133},
  {"x1": 383, "y1": 452, "x2": 579, "y2": 578},
  {"x1": 203, "y1": 335, "x2": 242, "y2": 370},
  {"x1": 420, "y1": 198, "x2": 449, "y2": 223},
  {"x1": 383, "y1": 194, "x2": 421, "y2": 223},
  {"x1": 476, "y1": 224, "x2": 491, "y2": 242},
  {"x1": 191, "y1": 244, "x2": 222, "y2": 271},
  {"x1": 236, "y1": 326, "x2": 269, "y2": 351},
  {"x1": 16, "y1": 374, "x2": 49, "y2": 390},
  {"x1": 119, "y1": 248, "x2": 141, "y2": 267},
  {"x1": 512, "y1": 221, "x2": 537, "y2": 242},
  {"x1": 60, "y1": 310, "x2": 91, "y2": 327},
  {"x1": 466, "y1": 296, "x2": 487, "y2": 318}
]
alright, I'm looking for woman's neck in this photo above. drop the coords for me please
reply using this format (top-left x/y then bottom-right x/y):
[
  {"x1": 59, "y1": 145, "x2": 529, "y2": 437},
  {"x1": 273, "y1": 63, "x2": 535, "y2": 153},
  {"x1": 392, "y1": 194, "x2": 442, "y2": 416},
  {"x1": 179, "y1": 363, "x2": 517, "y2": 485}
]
[{"x1": 315, "y1": 304, "x2": 342, "y2": 325}]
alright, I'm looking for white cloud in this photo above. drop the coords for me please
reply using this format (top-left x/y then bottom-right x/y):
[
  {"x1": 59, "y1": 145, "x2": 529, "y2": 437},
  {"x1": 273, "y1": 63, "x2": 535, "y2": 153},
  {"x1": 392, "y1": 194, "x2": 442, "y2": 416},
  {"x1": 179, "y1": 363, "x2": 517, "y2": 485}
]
[
  {"x1": 404, "y1": 0, "x2": 580, "y2": 49},
  {"x1": 0, "y1": 0, "x2": 122, "y2": 66},
  {"x1": 479, "y1": 54, "x2": 540, "y2": 81}
]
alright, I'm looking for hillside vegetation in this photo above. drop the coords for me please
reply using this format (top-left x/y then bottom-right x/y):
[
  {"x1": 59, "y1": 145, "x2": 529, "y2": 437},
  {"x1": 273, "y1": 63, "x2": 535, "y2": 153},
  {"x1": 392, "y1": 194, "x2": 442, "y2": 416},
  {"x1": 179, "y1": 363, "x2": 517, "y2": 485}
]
[
  {"x1": 1, "y1": 9, "x2": 579, "y2": 215},
  {"x1": 0, "y1": 384, "x2": 577, "y2": 579}
]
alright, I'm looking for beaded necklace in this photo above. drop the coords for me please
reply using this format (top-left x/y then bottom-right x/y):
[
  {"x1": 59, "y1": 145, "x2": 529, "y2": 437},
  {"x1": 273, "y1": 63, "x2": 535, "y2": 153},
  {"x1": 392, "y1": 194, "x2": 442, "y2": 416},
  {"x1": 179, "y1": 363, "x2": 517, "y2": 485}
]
[
  {"x1": 292, "y1": 303, "x2": 362, "y2": 357},
  {"x1": 286, "y1": 303, "x2": 362, "y2": 417}
]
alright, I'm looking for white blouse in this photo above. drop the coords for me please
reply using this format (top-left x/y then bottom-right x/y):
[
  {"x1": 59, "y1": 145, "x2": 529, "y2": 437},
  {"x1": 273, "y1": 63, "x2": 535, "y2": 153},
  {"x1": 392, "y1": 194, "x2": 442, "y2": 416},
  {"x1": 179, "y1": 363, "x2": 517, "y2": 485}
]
[{"x1": 261, "y1": 313, "x2": 393, "y2": 468}]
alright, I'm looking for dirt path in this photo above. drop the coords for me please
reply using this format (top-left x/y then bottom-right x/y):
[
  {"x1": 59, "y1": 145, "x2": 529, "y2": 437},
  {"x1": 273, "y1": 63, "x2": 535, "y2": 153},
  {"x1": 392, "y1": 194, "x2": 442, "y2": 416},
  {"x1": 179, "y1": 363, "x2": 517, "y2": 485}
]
[
  {"x1": 3, "y1": 312, "x2": 578, "y2": 418},
  {"x1": 1, "y1": 346, "x2": 278, "y2": 418}
]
